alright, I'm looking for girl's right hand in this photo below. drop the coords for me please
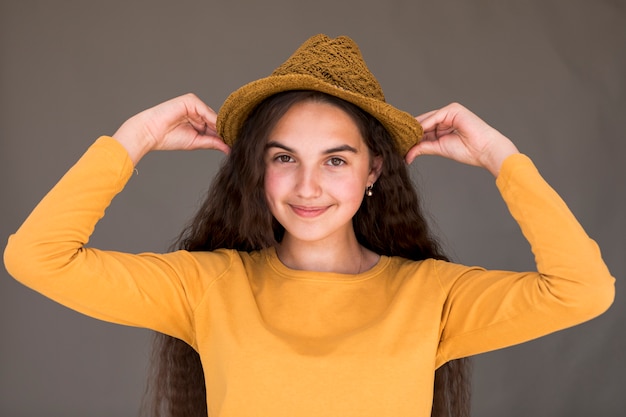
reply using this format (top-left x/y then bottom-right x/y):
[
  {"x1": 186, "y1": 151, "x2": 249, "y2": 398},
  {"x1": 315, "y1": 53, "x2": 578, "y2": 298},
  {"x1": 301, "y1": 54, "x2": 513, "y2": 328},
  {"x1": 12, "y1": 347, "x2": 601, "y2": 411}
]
[{"x1": 113, "y1": 93, "x2": 231, "y2": 165}]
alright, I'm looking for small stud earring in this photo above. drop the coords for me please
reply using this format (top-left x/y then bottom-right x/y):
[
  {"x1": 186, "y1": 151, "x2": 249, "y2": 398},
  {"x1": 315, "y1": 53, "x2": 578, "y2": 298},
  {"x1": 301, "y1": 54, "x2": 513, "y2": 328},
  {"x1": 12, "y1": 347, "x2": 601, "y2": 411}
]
[{"x1": 365, "y1": 185, "x2": 373, "y2": 197}]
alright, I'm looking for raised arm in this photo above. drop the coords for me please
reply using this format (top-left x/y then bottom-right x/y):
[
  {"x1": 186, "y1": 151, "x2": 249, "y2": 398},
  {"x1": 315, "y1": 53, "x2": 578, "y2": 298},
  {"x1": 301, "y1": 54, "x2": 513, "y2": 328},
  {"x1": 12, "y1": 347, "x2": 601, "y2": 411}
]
[
  {"x1": 405, "y1": 104, "x2": 615, "y2": 363},
  {"x1": 3, "y1": 94, "x2": 232, "y2": 344}
]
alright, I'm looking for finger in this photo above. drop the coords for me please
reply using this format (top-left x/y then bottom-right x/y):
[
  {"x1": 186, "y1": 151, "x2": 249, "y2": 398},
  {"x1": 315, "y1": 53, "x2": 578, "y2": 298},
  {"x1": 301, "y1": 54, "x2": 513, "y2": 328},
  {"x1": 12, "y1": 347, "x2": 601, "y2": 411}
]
[
  {"x1": 201, "y1": 137, "x2": 231, "y2": 155},
  {"x1": 418, "y1": 102, "x2": 468, "y2": 133},
  {"x1": 178, "y1": 93, "x2": 218, "y2": 126},
  {"x1": 192, "y1": 102, "x2": 218, "y2": 126},
  {"x1": 416, "y1": 140, "x2": 442, "y2": 156},
  {"x1": 405, "y1": 145, "x2": 420, "y2": 164},
  {"x1": 419, "y1": 110, "x2": 452, "y2": 133},
  {"x1": 186, "y1": 115, "x2": 217, "y2": 137},
  {"x1": 415, "y1": 109, "x2": 438, "y2": 124},
  {"x1": 405, "y1": 139, "x2": 442, "y2": 164},
  {"x1": 185, "y1": 133, "x2": 231, "y2": 154}
]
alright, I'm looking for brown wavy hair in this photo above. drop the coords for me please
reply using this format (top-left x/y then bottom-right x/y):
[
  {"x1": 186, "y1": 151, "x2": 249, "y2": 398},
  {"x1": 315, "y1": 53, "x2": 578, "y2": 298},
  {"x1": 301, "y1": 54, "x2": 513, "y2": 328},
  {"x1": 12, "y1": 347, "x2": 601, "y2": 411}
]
[{"x1": 140, "y1": 91, "x2": 471, "y2": 417}]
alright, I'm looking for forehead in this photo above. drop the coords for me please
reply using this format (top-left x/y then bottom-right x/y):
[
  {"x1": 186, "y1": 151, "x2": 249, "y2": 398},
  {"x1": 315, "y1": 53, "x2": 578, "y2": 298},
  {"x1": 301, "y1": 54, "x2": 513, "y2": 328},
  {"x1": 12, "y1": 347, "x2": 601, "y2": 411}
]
[{"x1": 269, "y1": 100, "x2": 366, "y2": 149}]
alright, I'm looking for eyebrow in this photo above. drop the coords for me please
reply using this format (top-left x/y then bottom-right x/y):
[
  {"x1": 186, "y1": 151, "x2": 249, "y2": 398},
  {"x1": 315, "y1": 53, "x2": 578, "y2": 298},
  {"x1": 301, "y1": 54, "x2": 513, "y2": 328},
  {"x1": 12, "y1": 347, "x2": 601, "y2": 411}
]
[{"x1": 266, "y1": 141, "x2": 359, "y2": 155}]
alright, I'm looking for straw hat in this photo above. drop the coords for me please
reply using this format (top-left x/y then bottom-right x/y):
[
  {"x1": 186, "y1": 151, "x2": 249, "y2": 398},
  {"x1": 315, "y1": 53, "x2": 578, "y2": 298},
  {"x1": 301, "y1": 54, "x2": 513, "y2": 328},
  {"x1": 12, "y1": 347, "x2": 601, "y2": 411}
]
[{"x1": 216, "y1": 34, "x2": 423, "y2": 156}]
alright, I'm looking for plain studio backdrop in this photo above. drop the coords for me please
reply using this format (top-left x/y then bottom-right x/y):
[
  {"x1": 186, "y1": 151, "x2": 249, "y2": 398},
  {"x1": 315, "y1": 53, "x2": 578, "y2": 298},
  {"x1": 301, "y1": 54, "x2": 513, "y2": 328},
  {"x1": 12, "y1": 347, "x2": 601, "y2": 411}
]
[{"x1": 1, "y1": 1, "x2": 624, "y2": 416}]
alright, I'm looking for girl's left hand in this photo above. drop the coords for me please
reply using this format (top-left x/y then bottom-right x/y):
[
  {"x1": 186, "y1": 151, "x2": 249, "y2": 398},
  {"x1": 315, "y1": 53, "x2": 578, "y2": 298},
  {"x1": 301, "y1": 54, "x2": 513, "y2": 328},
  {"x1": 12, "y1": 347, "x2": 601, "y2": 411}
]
[{"x1": 405, "y1": 103, "x2": 519, "y2": 176}]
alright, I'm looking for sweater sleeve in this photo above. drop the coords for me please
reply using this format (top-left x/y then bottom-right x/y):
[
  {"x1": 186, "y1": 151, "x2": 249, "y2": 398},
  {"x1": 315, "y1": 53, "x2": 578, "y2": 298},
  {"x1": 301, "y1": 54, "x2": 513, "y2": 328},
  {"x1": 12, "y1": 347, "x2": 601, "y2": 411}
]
[
  {"x1": 435, "y1": 153, "x2": 615, "y2": 366},
  {"x1": 3, "y1": 137, "x2": 230, "y2": 347}
]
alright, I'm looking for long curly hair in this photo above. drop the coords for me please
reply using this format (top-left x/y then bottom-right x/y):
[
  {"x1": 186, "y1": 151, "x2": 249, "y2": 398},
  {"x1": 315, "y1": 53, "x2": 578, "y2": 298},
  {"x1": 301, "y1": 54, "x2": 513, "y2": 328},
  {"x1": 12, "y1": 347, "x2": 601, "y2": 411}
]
[{"x1": 140, "y1": 91, "x2": 471, "y2": 417}]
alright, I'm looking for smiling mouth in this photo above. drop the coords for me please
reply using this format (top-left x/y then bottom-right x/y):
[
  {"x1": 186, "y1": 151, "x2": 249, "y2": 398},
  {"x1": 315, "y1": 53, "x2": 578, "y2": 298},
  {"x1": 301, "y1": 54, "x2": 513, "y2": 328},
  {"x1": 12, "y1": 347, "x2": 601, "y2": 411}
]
[{"x1": 290, "y1": 205, "x2": 330, "y2": 218}]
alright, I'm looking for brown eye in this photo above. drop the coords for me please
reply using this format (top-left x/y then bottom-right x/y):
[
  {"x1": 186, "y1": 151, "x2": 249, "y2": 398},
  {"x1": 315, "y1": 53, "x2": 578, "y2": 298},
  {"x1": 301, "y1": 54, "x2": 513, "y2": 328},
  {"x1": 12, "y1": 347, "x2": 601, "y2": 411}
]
[
  {"x1": 327, "y1": 157, "x2": 346, "y2": 166},
  {"x1": 276, "y1": 155, "x2": 294, "y2": 163}
]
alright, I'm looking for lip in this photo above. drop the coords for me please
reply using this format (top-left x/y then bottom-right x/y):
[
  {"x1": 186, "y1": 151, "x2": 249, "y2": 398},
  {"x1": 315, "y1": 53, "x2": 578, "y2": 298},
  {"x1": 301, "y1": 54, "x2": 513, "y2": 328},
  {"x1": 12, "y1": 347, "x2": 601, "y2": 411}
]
[{"x1": 289, "y1": 204, "x2": 330, "y2": 218}]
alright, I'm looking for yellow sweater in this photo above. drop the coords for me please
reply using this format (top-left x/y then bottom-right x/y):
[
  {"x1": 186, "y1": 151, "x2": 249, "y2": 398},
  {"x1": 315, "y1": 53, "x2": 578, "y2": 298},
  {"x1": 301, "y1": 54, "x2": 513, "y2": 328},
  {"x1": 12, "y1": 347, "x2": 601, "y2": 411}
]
[{"x1": 4, "y1": 137, "x2": 614, "y2": 416}]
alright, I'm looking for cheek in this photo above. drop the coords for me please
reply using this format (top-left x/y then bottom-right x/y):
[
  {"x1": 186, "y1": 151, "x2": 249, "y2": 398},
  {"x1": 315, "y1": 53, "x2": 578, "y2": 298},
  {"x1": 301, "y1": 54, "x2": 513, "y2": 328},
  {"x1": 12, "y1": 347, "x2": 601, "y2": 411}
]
[
  {"x1": 334, "y1": 175, "x2": 361, "y2": 191},
  {"x1": 325, "y1": 173, "x2": 367, "y2": 206},
  {"x1": 263, "y1": 168, "x2": 287, "y2": 204}
]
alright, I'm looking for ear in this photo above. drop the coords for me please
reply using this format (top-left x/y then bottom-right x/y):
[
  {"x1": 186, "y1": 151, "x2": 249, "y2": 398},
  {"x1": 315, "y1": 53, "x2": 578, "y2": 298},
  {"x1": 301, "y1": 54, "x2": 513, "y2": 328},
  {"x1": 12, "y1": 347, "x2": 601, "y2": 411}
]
[{"x1": 368, "y1": 155, "x2": 383, "y2": 185}]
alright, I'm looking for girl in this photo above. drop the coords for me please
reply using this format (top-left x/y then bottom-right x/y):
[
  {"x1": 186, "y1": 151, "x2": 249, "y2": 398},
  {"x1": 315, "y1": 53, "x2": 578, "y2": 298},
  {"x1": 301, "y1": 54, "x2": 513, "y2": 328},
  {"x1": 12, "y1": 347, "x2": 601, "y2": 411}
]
[{"x1": 4, "y1": 34, "x2": 614, "y2": 417}]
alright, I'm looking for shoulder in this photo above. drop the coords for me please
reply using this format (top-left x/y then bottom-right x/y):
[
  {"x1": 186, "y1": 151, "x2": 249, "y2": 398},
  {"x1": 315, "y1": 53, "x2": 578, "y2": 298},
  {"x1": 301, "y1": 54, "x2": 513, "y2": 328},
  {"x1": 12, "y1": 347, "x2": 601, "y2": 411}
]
[
  {"x1": 386, "y1": 256, "x2": 486, "y2": 290},
  {"x1": 184, "y1": 248, "x2": 274, "y2": 283},
  {"x1": 383, "y1": 256, "x2": 443, "y2": 285},
  {"x1": 183, "y1": 248, "x2": 242, "y2": 276}
]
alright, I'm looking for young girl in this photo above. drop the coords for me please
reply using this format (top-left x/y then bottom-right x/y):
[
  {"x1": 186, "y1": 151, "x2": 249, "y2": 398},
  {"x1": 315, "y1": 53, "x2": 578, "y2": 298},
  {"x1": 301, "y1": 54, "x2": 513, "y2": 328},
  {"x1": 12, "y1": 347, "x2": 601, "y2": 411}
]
[{"x1": 4, "y1": 34, "x2": 614, "y2": 417}]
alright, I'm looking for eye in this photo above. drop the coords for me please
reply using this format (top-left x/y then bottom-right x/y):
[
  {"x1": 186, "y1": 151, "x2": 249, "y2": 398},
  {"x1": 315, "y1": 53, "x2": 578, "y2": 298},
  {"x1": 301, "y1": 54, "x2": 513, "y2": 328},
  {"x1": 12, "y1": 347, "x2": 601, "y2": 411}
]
[
  {"x1": 275, "y1": 154, "x2": 295, "y2": 163},
  {"x1": 327, "y1": 157, "x2": 346, "y2": 167}
]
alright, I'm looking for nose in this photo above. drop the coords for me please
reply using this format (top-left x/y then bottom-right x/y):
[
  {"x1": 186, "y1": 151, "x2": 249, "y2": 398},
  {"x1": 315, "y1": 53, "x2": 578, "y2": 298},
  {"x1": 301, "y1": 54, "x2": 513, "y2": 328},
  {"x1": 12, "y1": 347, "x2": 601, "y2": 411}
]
[{"x1": 295, "y1": 166, "x2": 322, "y2": 199}]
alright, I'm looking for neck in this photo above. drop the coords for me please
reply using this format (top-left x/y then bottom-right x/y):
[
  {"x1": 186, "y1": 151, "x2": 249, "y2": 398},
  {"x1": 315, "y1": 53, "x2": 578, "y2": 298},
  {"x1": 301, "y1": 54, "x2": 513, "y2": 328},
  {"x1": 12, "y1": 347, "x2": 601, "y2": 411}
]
[{"x1": 276, "y1": 233, "x2": 378, "y2": 274}]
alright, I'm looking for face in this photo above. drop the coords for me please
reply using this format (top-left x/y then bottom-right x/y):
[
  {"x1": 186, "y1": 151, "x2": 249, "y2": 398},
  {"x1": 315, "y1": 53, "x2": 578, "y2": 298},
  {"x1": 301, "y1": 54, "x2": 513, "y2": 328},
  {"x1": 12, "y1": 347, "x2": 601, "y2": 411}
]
[{"x1": 264, "y1": 100, "x2": 382, "y2": 246}]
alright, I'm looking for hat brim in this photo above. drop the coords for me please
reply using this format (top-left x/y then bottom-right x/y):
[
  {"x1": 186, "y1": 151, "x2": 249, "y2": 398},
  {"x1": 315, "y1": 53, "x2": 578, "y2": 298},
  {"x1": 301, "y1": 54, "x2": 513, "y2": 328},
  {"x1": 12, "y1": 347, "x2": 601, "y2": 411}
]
[{"x1": 216, "y1": 73, "x2": 423, "y2": 156}]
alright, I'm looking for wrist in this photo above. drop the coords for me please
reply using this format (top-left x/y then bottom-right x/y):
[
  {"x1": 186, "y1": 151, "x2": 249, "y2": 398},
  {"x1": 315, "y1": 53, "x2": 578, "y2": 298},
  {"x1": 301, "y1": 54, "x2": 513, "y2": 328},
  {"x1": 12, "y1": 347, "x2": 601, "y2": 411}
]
[
  {"x1": 112, "y1": 118, "x2": 155, "y2": 165},
  {"x1": 483, "y1": 140, "x2": 520, "y2": 177}
]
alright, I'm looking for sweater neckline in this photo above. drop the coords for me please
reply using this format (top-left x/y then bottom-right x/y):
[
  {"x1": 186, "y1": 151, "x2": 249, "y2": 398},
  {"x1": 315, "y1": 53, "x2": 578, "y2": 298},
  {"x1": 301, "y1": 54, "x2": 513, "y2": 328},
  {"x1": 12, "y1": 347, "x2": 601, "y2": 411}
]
[{"x1": 262, "y1": 246, "x2": 390, "y2": 282}]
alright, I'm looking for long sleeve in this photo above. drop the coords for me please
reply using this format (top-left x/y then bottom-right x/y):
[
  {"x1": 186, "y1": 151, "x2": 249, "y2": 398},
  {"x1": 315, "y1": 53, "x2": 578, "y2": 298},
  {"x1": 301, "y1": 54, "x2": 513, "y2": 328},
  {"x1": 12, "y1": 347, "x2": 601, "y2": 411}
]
[
  {"x1": 3, "y1": 141, "x2": 616, "y2": 416},
  {"x1": 435, "y1": 153, "x2": 615, "y2": 365},
  {"x1": 3, "y1": 137, "x2": 231, "y2": 346}
]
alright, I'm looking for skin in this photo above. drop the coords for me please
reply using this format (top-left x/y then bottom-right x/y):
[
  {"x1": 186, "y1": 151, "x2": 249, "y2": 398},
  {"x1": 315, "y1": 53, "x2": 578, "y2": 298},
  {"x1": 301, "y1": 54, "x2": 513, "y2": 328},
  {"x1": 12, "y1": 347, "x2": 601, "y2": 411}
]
[
  {"x1": 114, "y1": 93, "x2": 229, "y2": 165},
  {"x1": 406, "y1": 102, "x2": 519, "y2": 176},
  {"x1": 263, "y1": 101, "x2": 382, "y2": 273},
  {"x1": 113, "y1": 93, "x2": 519, "y2": 273}
]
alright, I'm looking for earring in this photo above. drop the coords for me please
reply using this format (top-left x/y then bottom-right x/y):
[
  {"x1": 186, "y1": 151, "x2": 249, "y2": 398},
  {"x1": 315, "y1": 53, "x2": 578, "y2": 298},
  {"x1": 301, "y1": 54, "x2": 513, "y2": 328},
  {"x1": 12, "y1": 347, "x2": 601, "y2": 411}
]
[{"x1": 365, "y1": 185, "x2": 373, "y2": 197}]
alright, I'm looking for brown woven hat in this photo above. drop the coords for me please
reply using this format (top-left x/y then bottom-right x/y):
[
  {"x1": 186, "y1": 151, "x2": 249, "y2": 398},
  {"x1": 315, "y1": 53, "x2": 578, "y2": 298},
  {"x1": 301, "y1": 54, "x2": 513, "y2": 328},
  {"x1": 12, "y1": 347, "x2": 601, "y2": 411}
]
[{"x1": 216, "y1": 34, "x2": 423, "y2": 156}]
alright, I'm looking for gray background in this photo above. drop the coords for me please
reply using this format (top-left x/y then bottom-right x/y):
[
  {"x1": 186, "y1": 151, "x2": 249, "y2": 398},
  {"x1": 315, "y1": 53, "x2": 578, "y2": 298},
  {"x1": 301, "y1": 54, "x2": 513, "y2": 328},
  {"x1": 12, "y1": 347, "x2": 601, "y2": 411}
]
[{"x1": 1, "y1": 1, "x2": 624, "y2": 416}]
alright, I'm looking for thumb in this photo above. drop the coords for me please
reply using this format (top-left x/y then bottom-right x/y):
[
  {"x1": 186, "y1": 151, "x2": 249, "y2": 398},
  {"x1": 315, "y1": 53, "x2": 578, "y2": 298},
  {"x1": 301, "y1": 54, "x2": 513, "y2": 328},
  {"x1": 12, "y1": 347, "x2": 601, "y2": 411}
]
[{"x1": 405, "y1": 140, "x2": 440, "y2": 164}]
